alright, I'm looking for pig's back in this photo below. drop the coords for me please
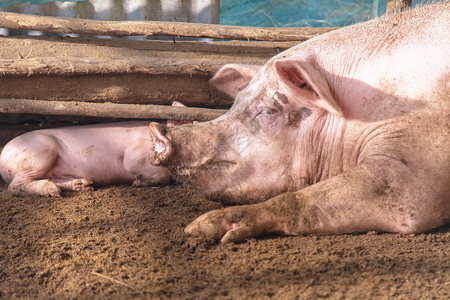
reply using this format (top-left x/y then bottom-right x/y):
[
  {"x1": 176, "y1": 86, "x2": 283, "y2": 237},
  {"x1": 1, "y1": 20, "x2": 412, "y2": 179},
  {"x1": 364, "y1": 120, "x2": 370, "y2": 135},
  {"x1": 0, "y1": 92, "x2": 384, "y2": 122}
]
[
  {"x1": 274, "y1": 2, "x2": 449, "y2": 120},
  {"x1": 47, "y1": 121, "x2": 150, "y2": 153}
]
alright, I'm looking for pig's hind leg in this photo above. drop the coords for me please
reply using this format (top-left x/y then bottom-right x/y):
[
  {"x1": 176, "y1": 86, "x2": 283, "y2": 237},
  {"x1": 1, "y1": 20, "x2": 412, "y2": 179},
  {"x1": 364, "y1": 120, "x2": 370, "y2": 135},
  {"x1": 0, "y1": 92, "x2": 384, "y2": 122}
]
[
  {"x1": 9, "y1": 178, "x2": 61, "y2": 197},
  {"x1": 4, "y1": 135, "x2": 62, "y2": 197}
]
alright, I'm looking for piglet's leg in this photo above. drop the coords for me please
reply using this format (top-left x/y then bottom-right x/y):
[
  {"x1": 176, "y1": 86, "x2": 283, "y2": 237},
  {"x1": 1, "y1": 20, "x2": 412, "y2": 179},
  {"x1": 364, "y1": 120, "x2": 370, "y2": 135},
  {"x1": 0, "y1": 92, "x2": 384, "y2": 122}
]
[
  {"x1": 51, "y1": 178, "x2": 94, "y2": 191},
  {"x1": 8, "y1": 178, "x2": 61, "y2": 197},
  {"x1": 185, "y1": 156, "x2": 439, "y2": 243},
  {"x1": 3, "y1": 134, "x2": 62, "y2": 197}
]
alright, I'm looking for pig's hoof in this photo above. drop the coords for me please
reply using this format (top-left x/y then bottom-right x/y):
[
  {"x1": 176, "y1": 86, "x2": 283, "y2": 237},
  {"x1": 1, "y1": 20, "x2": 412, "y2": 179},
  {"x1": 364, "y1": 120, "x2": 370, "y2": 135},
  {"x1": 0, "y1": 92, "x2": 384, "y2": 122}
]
[
  {"x1": 47, "y1": 189, "x2": 62, "y2": 197},
  {"x1": 73, "y1": 178, "x2": 94, "y2": 191},
  {"x1": 184, "y1": 212, "x2": 228, "y2": 241},
  {"x1": 41, "y1": 181, "x2": 62, "y2": 197},
  {"x1": 184, "y1": 207, "x2": 261, "y2": 243},
  {"x1": 132, "y1": 179, "x2": 145, "y2": 187}
]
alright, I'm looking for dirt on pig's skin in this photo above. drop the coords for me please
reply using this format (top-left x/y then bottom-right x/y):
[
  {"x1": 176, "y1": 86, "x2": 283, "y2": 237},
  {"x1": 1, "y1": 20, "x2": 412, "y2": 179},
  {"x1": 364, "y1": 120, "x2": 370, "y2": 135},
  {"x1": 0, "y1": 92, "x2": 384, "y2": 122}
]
[{"x1": 0, "y1": 181, "x2": 448, "y2": 300}]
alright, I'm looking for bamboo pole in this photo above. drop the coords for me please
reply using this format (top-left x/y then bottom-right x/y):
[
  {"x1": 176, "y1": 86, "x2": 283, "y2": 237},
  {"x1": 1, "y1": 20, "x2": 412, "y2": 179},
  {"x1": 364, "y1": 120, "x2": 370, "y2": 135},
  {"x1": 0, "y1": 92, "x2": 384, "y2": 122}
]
[
  {"x1": 0, "y1": 99, "x2": 227, "y2": 121},
  {"x1": 0, "y1": 56, "x2": 263, "y2": 77},
  {"x1": 0, "y1": 12, "x2": 335, "y2": 42}
]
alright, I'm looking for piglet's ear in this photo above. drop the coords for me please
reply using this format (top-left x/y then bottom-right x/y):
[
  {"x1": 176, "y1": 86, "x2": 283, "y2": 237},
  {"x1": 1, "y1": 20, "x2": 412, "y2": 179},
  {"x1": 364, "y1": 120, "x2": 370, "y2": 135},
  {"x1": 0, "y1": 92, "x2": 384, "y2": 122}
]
[
  {"x1": 167, "y1": 101, "x2": 192, "y2": 127},
  {"x1": 275, "y1": 59, "x2": 343, "y2": 116},
  {"x1": 210, "y1": 64, "x2": 261, "y2": 98}
]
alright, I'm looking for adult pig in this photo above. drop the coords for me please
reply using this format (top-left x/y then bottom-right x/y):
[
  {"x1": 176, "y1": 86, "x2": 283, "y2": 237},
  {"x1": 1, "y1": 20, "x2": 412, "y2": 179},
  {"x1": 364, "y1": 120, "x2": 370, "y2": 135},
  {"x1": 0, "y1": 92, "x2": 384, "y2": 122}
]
[
  {"x1": 149, "y1": 2, "x2": 450, "y2": 243},
  {"x1": 0, "y1": 102, "x2": 190, "y2": 197}
]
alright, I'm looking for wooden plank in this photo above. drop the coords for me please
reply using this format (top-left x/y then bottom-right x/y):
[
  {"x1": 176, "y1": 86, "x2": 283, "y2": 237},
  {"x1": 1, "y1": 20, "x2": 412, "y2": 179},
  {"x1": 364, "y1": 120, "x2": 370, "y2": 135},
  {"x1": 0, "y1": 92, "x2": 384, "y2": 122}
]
[
  {"x1": 0, "y1": 56, "x2": 262, "y2": 77},
  {"x1": 1, "y1": 36, "x2": 280, "y2": 107},
  {"x1": 0, "y1": 98, "x2": 227, "y2": 121},
  {"x1": 0, "y1": 11, "x2": 336, "y2": 42}
]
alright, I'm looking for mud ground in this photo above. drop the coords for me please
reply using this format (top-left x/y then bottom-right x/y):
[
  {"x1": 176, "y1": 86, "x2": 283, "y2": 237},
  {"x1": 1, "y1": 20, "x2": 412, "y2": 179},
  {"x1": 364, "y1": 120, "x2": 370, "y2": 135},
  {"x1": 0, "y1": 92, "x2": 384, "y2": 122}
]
[{"x1": 0, "y1": 181, "x2": 448, "y2": 299}]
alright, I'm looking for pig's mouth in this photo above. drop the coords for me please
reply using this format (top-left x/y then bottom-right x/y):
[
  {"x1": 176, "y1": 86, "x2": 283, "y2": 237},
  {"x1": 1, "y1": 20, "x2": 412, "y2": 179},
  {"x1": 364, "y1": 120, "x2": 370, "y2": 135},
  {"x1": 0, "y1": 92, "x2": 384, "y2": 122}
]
[
  {"x1": 175, "y1": 159, "x2": 237, "y2": 177},
  {"x1": 174, "y1": 159, "x2": 250, "y2": 204},
  {"x1": 200, "y1": 159, "x2": 237, "y2": 168}
]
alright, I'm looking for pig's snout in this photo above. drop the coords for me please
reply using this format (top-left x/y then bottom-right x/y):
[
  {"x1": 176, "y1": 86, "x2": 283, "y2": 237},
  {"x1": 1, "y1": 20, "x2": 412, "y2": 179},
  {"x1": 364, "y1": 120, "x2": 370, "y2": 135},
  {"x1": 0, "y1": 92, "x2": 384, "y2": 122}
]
[{"x1": 149, "y1": 122, "x2": 172, "y2": 165}]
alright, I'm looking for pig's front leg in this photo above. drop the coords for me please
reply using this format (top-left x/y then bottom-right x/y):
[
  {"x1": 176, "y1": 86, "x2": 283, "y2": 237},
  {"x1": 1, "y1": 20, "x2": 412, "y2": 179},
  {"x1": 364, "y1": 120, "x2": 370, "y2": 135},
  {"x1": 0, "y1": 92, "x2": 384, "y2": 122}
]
[{"x1": 185, "y1": 156, "x2": 433, "y2": 243}]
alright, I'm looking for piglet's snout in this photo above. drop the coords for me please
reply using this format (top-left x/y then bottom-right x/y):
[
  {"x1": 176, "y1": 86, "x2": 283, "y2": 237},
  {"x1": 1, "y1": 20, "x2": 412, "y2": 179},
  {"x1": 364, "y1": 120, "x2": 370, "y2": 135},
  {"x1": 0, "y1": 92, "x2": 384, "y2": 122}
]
[{"x1": 148, "y1": 122, "x2": 173, "y2": 165}]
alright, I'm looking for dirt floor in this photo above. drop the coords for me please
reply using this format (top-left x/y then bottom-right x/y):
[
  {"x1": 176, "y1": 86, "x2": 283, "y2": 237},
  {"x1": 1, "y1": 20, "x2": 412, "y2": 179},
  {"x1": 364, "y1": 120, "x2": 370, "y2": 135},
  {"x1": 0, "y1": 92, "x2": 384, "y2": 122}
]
[{"x1": 0, "y1": 180, "x2": 448, "y2": 300}]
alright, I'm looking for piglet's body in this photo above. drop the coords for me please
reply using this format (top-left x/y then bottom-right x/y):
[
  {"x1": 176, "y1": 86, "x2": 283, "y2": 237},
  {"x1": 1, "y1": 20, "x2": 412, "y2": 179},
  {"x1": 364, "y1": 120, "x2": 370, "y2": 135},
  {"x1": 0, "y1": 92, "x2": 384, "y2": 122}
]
[{"x1": 0, "y1": 122, "x2": 169, "y2": 197}]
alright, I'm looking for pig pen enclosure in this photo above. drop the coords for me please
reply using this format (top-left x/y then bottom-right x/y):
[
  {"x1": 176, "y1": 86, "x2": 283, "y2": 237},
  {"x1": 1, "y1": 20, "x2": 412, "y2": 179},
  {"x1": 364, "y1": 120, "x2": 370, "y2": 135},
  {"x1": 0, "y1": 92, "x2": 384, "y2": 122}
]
[{"x1": 0, "y1": 1, "x2": 449, "y2": 299}]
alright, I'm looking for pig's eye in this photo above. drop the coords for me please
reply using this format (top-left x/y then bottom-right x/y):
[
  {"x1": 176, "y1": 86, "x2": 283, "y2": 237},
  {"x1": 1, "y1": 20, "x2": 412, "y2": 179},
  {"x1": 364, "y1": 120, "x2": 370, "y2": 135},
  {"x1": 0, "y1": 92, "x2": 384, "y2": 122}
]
[{"x1": 259, "y1": 108, "x2": 276, "y2": 115}]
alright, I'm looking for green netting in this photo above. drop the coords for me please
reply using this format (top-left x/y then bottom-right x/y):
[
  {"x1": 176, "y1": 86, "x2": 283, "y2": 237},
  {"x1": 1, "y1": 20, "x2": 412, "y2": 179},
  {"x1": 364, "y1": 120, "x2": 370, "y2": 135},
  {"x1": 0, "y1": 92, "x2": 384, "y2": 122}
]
[
  {"x1": 220, "y1": 0, "x2": 446, "y2": 27},
  {"x1": 0, "y1": 0, "x2": 84, "y2": 8},
  {"x1": 220, "y1": 0, "x2": 386, "y2": 27}
]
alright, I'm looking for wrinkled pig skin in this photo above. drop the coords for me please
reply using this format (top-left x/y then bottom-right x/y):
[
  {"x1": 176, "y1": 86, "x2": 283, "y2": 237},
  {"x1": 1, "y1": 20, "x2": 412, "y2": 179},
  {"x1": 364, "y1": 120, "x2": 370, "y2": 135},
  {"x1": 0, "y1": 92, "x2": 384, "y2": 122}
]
[
  {"x1": 0, "y1": 122, "x2": 171, "y2": 197},
  {"x1": 149, "y1": 2, "x2": 450, "y2": 243}
]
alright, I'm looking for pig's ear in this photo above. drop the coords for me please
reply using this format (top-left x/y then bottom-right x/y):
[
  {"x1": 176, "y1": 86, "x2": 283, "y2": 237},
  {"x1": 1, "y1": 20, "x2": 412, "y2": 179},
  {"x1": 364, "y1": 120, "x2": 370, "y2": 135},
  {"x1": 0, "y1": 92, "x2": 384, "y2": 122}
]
[
  {"x1": 275, "y1": 60, "x2": 343, "y2": 116},
  {"x1": 210, "y1": 64, "x2": 261, "y2": 98},
  {"x1": 149, "y1": 122, "x2": 172, "y2": 165}
]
